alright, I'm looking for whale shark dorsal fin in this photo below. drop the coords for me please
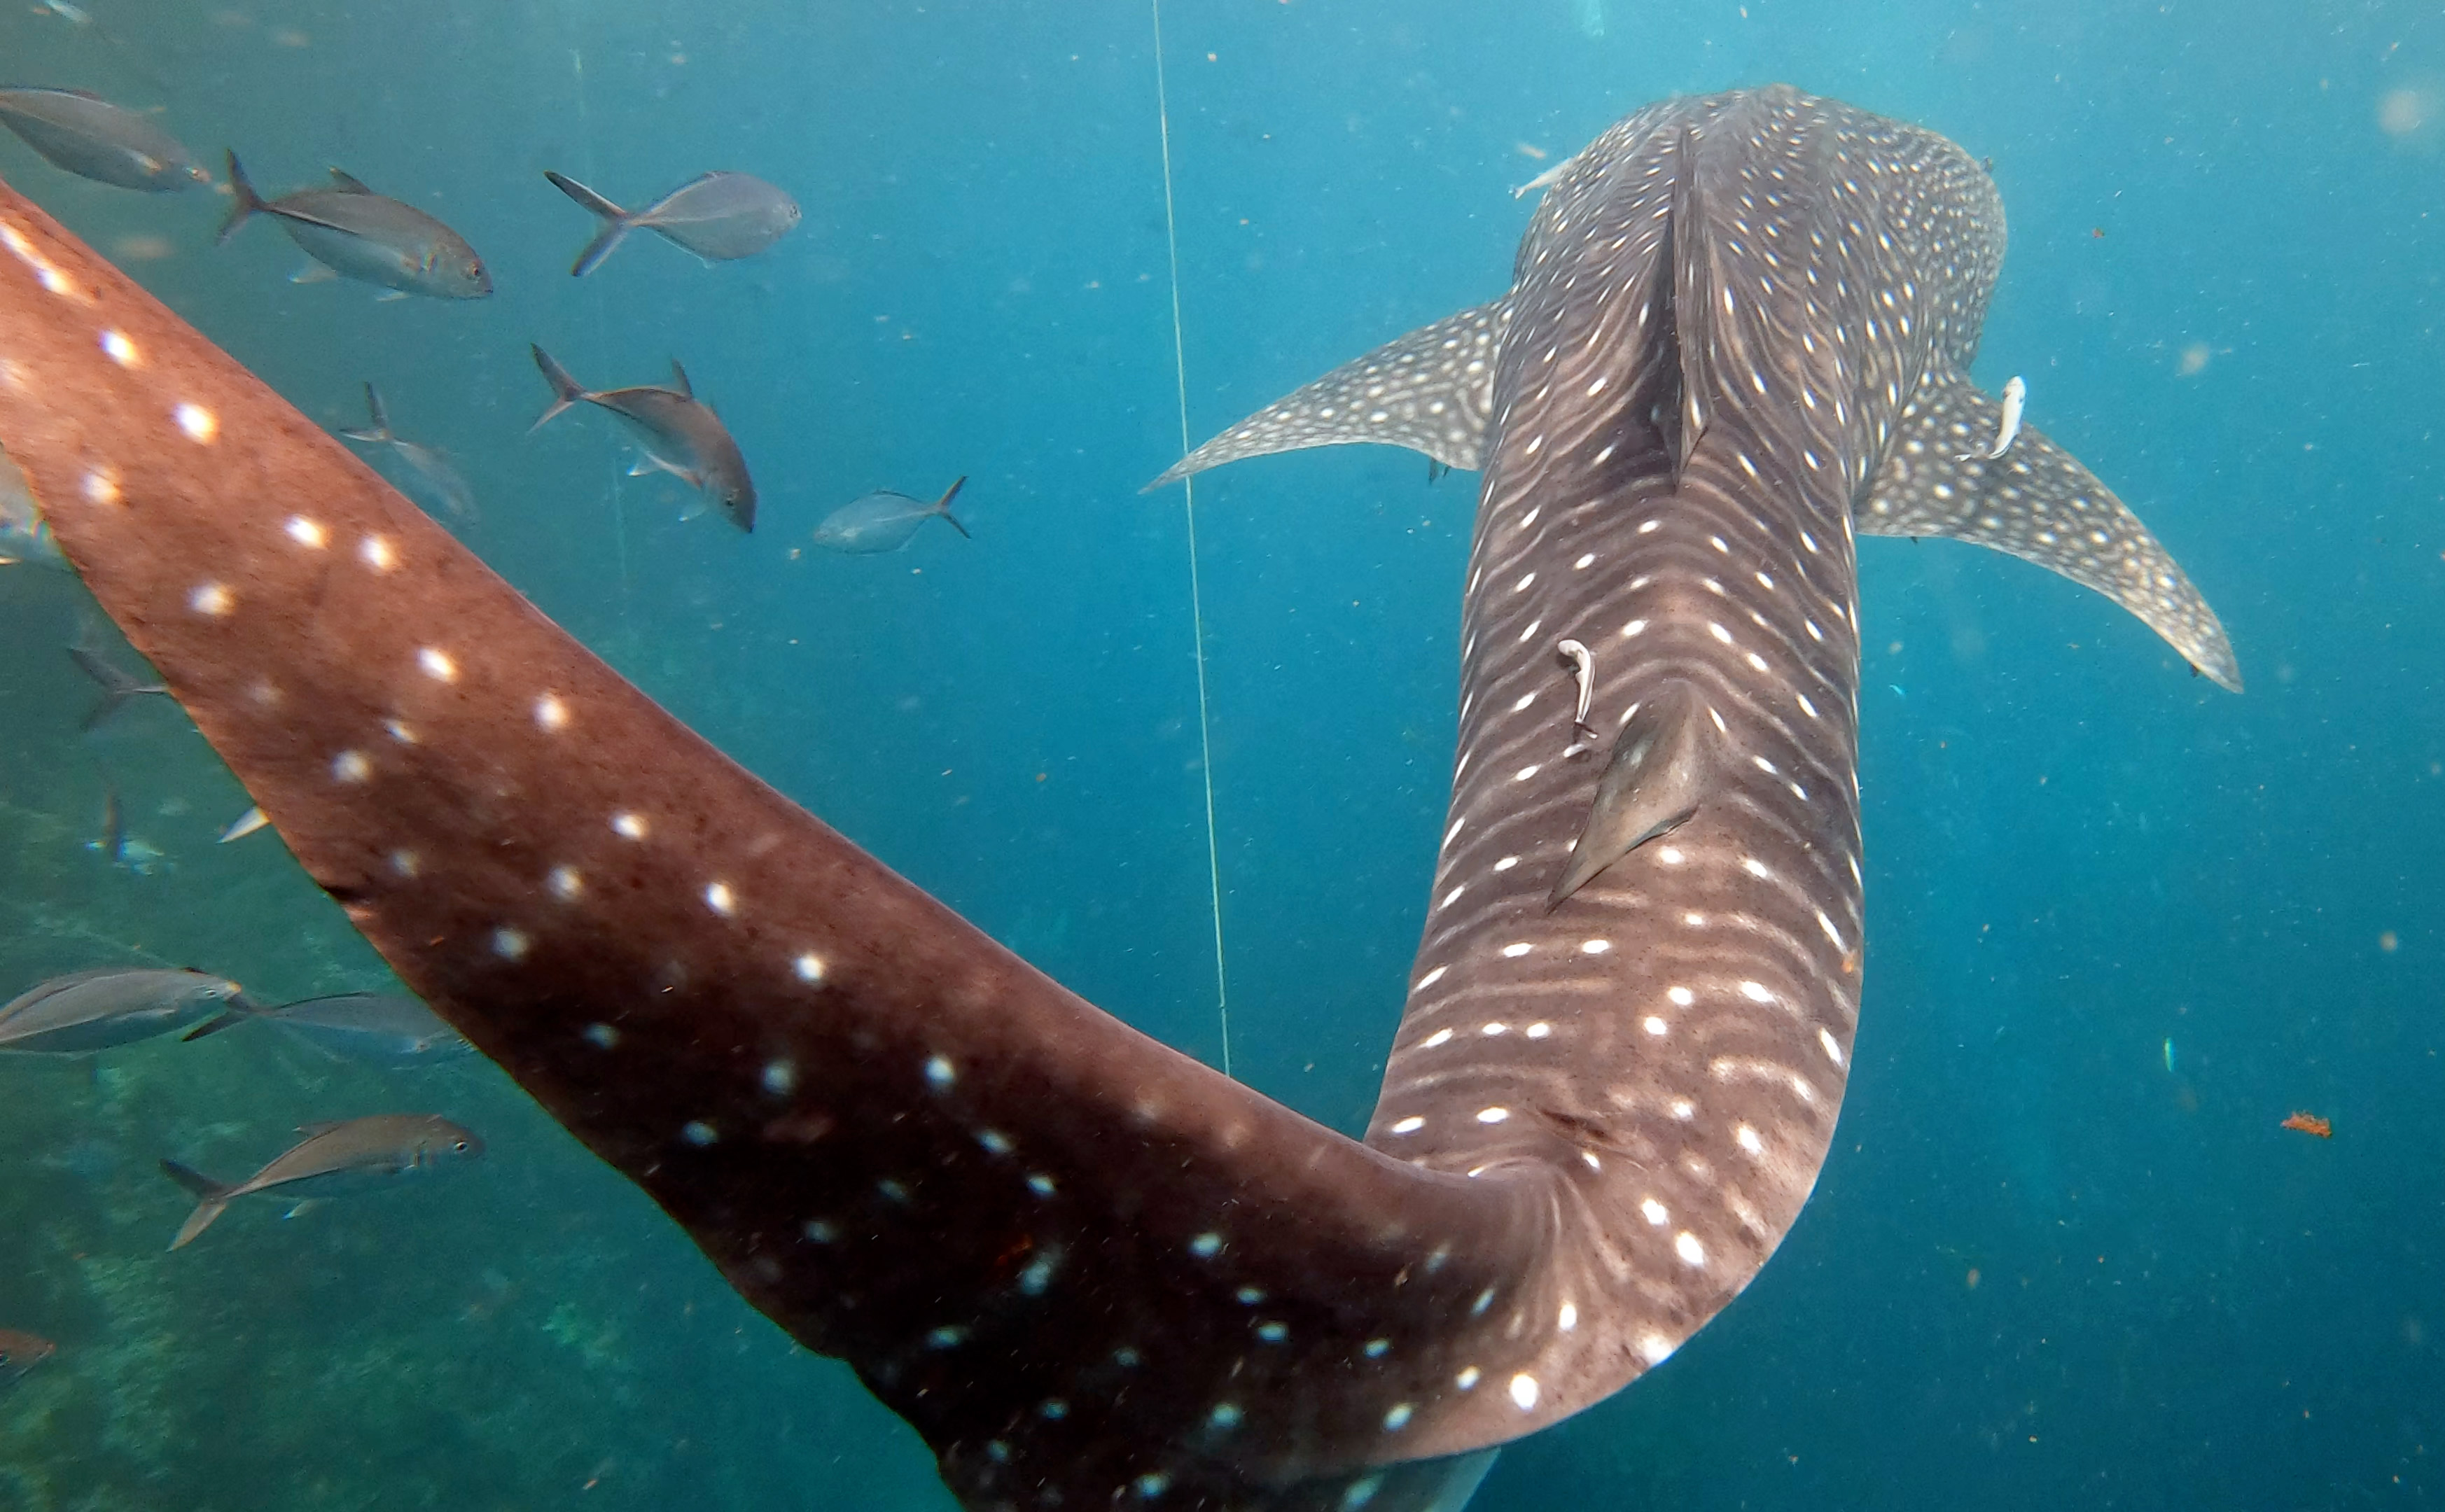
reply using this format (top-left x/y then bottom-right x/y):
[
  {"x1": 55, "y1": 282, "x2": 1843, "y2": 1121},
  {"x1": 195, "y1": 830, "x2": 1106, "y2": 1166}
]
[
  {"x1": 1861, "y1": 367, "x2": 2243, "y2": 691},
  {"x1": 1145, "y1": 297, "x2": 1512, "y2": 489},
  {"x1": 1550, "y1": 680, "x2": 1717, "y2": 906}
]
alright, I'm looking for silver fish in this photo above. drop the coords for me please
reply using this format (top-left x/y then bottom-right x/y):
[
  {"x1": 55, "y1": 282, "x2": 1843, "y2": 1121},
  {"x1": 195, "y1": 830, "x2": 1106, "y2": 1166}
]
[
  {"x1": 67, "y1": 632, "x2": 168, "y2": 730},
  {"x1": 0, "y1": 967, "x2": 243, "y2": 1054},
  {"x1": 528, "y1": 345, "x2": 755, "y2": 531},
  {"x1": 158, "y1": 1113, "x2": 483, "y2": 1249},
  {"x1": 811, "y1": 476, "x2": 969, "y2": 554},
  {"x1": 217, "y1": 152, "x2": 489, "y2": 300},
  {"x1": 186, "y1": 990, "x2": 473, "y2": 1067},
  {"x1": 543, "y1": 169, "x2": 800, "y2": 278},
  {"x1": 0, "y1": 444, "x2": 65, "y2": 567},
  {"x1": 339, "y1": 383, "x2": 475, "y2": 523},
  {"x1": 0, "y1": 88, "x2": 207, "y2": 191}
]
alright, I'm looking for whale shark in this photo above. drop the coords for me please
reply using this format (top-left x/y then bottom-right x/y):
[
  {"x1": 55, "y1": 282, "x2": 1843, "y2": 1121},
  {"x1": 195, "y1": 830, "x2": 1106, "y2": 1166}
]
[{"x1": 0, "y1": 85, "x2": 2233, "y2": 1512}]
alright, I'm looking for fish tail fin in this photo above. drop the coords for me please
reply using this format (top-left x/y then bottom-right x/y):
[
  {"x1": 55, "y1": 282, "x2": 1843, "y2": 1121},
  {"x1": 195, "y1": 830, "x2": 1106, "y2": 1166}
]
[
  {"x1": 67, "y1": 643, "x2": 144, "y2": 729},
  {"x1": 545, "y1": 171, "x2": 633, "y2": 277},
  {"x1": 933, "y1": 476, "x2": 971, "y2": 539},
  {"x1": 216, "y1": 150, "x2": 263, "y2": 246},
  {"x1": 527, "y1": 345, "x2": 585, "y2": 433},
  {"x1": 159, "y1": 1159, "x2": 234, "y2": 1249},
  {"x1": 337, "y1": 382, "x2": 392, "y2": 444}
]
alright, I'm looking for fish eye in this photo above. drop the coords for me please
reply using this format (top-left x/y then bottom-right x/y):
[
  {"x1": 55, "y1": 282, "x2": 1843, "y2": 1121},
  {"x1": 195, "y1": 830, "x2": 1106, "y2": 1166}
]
[{"x1": 452, "y1": 1140, "x2": 470, "y2": 1152}]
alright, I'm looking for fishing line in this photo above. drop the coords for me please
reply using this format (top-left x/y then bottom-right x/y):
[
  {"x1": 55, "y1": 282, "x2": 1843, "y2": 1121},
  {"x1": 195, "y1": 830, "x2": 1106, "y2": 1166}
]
[
  {"x1": 1150, "y1": 0, "x2": 1232, "y2": 1080},
  {"x1": 566, "y1": 37, "x2": 630, "y2": 624}
]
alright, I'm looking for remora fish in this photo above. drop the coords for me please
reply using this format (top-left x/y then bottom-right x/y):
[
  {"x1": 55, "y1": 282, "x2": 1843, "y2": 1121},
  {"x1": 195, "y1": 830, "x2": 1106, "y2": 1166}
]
[
  {"x1": 0, "y1": 88, "x2": 208, "y2": 191},
  {"x1": 0, "y1": 85, "x2": 2235, "y2": 1511},
  {"x1": 185, "y1": 990, "x2": 473, "y2": 1066},
  {"x1": 218, "y1": 151, "x2": 491, "y2": 300},
  {"x1": 0, "y1": 1328, "x2": 55, "y2": 1393},
  {"x1": 158, "y1": 1113, "x2": 484, "y2": 1249},
  {"x1": 811, "y1": 477, "x2": 970, "y2": 554},
  {"x1": 543, "y1": 169, "x2": 800, "y2": 277},
  {"x1": 339, "y1": 383, "x2": 475, "y2": 522},
  {"x1": 0, "y1": 967, "x2": 244, "y2": 1054},
  {"x1": 528, "y1": 345, "x2": 755, "y2": 531}
]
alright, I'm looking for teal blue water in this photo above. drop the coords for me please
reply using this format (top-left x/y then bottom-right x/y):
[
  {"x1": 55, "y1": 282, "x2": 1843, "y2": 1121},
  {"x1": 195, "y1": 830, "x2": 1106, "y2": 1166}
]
[{"x1": 1, "y1": 1, "x2": 2438, "y2": 1508}]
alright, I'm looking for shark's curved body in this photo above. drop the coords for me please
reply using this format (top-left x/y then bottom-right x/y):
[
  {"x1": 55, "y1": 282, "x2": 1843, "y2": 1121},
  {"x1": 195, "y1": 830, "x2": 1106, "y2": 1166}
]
[{"x1": 0, "y1": 86, "x2": 2230, "y2": 1512}]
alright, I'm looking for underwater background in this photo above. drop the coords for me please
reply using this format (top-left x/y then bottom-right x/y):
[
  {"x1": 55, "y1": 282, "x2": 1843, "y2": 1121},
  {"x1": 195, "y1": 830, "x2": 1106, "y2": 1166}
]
[{"x1": 1, "y1": 0, "x2": 2439, "y2": 1507}]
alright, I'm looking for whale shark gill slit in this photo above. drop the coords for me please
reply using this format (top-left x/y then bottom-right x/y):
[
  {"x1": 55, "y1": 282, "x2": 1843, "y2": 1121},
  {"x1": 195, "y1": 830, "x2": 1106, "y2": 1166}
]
[{"x1": 0, "y1": 83, "x2": 2236, "y2": 1512}]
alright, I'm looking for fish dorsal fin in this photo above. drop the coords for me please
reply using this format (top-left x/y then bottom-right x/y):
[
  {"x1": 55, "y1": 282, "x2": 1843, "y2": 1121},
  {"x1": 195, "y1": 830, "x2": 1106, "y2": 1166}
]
[
  {"x1": 667, "y1": 358, "x2": 692, "y2": 398},
  {"x1": 323, "y1": 167, "x2": 375, "y2": 195},
  {"x1": 1550, "y1": 680, "x2": 1717, "y2": 906},
  {"x1": 1145, "y1": 297, "x2": 1512, "y2": 489},
  {"x1": 1860, "y1": 367, "x2": 2242, "y2": 690}
]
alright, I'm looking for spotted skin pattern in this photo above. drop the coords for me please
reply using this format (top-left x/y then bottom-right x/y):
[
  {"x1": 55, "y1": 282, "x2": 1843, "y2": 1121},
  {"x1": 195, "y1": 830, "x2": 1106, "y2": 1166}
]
[{"x1": 0, "y1": 85, "x2": 2234, "y2": 1512}]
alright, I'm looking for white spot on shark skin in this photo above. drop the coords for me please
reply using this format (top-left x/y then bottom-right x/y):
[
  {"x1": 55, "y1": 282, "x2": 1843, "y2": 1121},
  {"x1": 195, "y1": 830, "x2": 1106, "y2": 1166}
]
[
  {"x1": 534, "y1": 694, "x2": 571, "y2": 732},
  {"x1": 1391, "y1": 1116, "x2": 1426, "y2": 1135},
  {"x1": 1557, "y1": 1301, "x2": 1578, "y2": 1331},
  {"x1": 1581, "y1": 939, "x2": 1610, "y2": 955},
  {"x1": 284, "y1": 516, "x2": 327, "y2": 549},
  {"x1": 174, "y1": 402, "x2": 216, "y2": 443},
  {"x1": 384, "y1": 720, "x2": 417, "y2": 746},
  {"x1": 611, "y1": 811, "x2": 648, "y2": 841},
  {"x1": 1676, "y1": 1232, "x2": 1707, "y2": 1266},
  {"x1": 1501, "y1": 941, "x2": 1533, "y2": 958},
  {"x1": 359, "y1": 534, "x2": 398, "y2": 571},
  {"x1": 801, "y1": 1218, "x2": 835, "y2": 1242},
  {"x1": 330, "y1": 750, "x2": 370, "y2": 783},
  {"x1": 793, "y1": 952, "x2": 826, "y2": 983},
  {"x1": 1027, "y1": 1173, "x2": 1057, "y2": 1197},
  {"x1": 81, "y1": 468, "x2": 119, "y2": 505},
  {"x1": 1510, "y1": 1373, "x2": 1540, "y2": 1410},
  {"x1": 1189, "y1": 1231, "x2": 1223, "y2": 1258},
  {"x1": 1667, "y1": 986, "x2": 1696, "y2": 1007},
  {"x1": 1638, "y1": 1334, "x2": 1678, "y2": 1366},
  {"x1": 1456, "y1": 1366, "x2": 1482, "y2": 1390},
  {"x1": 704, "y1": 881, "x2": 737, "y2": 917},
  {"x1": 388, "y1": 848, "x2": 419, "y2": 878},
  {"x1": 1736, "y1": 1124, "x2": 1764, "y2": 1154},
  {"x1": 1643, "y1": 1016, "x2": 1669, "y2": 1036},
  {"x1": 1657, "y1": 846, "x2": 1685, "y2": 865},
  {"x1": 1476, "y1": 1107, "x2": 1510, "y2": 1124},
  {"x1": 1494, "y1": 855, "x2": 1519, "y2": 872},
  {"x1": 1341, "y1": 1476, "x2": 1383, "y2": 1510},
  {"x1": 683, "y1": 1120, "x2": 718, "y2": 1147},
  {"x1": 762, "y1": 1060, "x2": 797, "y2": 1096},
  {"x1": 1209, "y1": 1402, "x2": 1243, "y2": 1429},
  {"x1": 1421, "y1": 1028, "x2": 1454, "y2": 1048},
  {"x1": 1381, "y1": 1404, "x2": 1413, "y2": 1432},
  {"x1": 418, "y1": 648, "x2": 457, "y2": 682},
  {"x1": 1820, "y1": 1028, "x2": 1847, "y2": 1066},
  {"x1": 99, "y1": 328, "x2": 139, "y2": 366},
  {"x1": 1415, "y1": 965, "x2": 1448, "y2": 990},
  {"x1": 924, "y1": 1056, "x2": 955, "y2": 1088},
  {"x1": 1526, "y1": 1022, "x2": 1552, "y2": 1039},
  {"x1": 492, "y1": 927, "x2": 529, "y2": 960},
  {"x1": 584, "y1": 1023, "x2": 619, "y2": 1049},
  {"x1": 1480, "y1": 1021, "x2": 1508, "y2": 1036},
  {"x1": 548, "y1": 865, "x2": 583, "y2": 900},
  {"x1": 188, "y1": 582, "x2": 233, "y2": 617},
  {"x1": 978, "y1": 1128, "x2": 1013, "y2": 1154},
  {"x1": 1257, "y1": 1320, "x2": 1289, "y2": 1343},
  {"x1": 1739, "y1": 980, "x2": 1776, "y2": 1004}
]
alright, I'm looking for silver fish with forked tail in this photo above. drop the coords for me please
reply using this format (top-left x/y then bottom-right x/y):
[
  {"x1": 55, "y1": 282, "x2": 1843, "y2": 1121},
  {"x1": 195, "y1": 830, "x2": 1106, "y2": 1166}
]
[
  {"x1": 0, "y1": 968, "x2": 244, "y2": 1054},
  {"x1": 159, "y1": 1113, "x2": 484, "y2": 1249},
  {"x1": 218, "y1": 151, "x2": 489, "y2": 300},
  {"x1": 811, "y1": 477, "x2": 969, "y2": 554},
  {"x1": 528, "y1": 345, "x2": 755, "y2": 531},
  {"x1": 543, "y1": 169, "x2": 799, "y2": 277},
  {"x1": 185, "y1": 990, "x2": 473, "y2": 1067},
  {"x1": 0, "y1": 88, "x2": 208, "y2": 191},
  {"x1": 339, "y1": 383, "x2": 475, "y2": 524}
]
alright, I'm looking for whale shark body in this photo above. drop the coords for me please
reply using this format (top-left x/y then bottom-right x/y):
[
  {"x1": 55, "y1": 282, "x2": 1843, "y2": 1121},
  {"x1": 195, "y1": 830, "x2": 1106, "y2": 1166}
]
[{"x1": 0, "y1": 85, "x2": 2232, "y2": 1512}]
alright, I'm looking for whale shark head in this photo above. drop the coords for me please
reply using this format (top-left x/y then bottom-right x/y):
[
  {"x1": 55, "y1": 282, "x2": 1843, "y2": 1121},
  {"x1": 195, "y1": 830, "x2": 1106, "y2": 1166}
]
[{"x1": 0, "y1": 84, "x2": 2231, "y2": 1512}]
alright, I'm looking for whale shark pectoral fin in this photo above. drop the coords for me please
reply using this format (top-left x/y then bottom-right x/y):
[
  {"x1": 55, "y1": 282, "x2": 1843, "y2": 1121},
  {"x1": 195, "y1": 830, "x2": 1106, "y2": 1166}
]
[
  {"x1": 1145, "y1": 297, "x2": 1512, "y2": 489},
  {"x1": 1861, "y1": 369, "x2": 2243, "y2": 693},
  {"x1": 1551, "y1": 680, "x2": 1715, "y2": 907}
]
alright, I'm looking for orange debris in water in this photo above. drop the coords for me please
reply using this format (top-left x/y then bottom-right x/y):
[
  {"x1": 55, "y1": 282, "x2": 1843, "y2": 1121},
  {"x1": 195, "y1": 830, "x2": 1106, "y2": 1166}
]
[{"x1": 2281, "y1": 1112, "x2": 2332, "y2": 1139}]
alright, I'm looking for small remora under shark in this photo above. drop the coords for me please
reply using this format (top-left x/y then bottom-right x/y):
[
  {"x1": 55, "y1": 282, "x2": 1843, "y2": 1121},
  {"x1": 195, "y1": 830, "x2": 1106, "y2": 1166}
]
[{"x1": 0, "y1": 85, "x2": 2232, "y2": 1511}]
